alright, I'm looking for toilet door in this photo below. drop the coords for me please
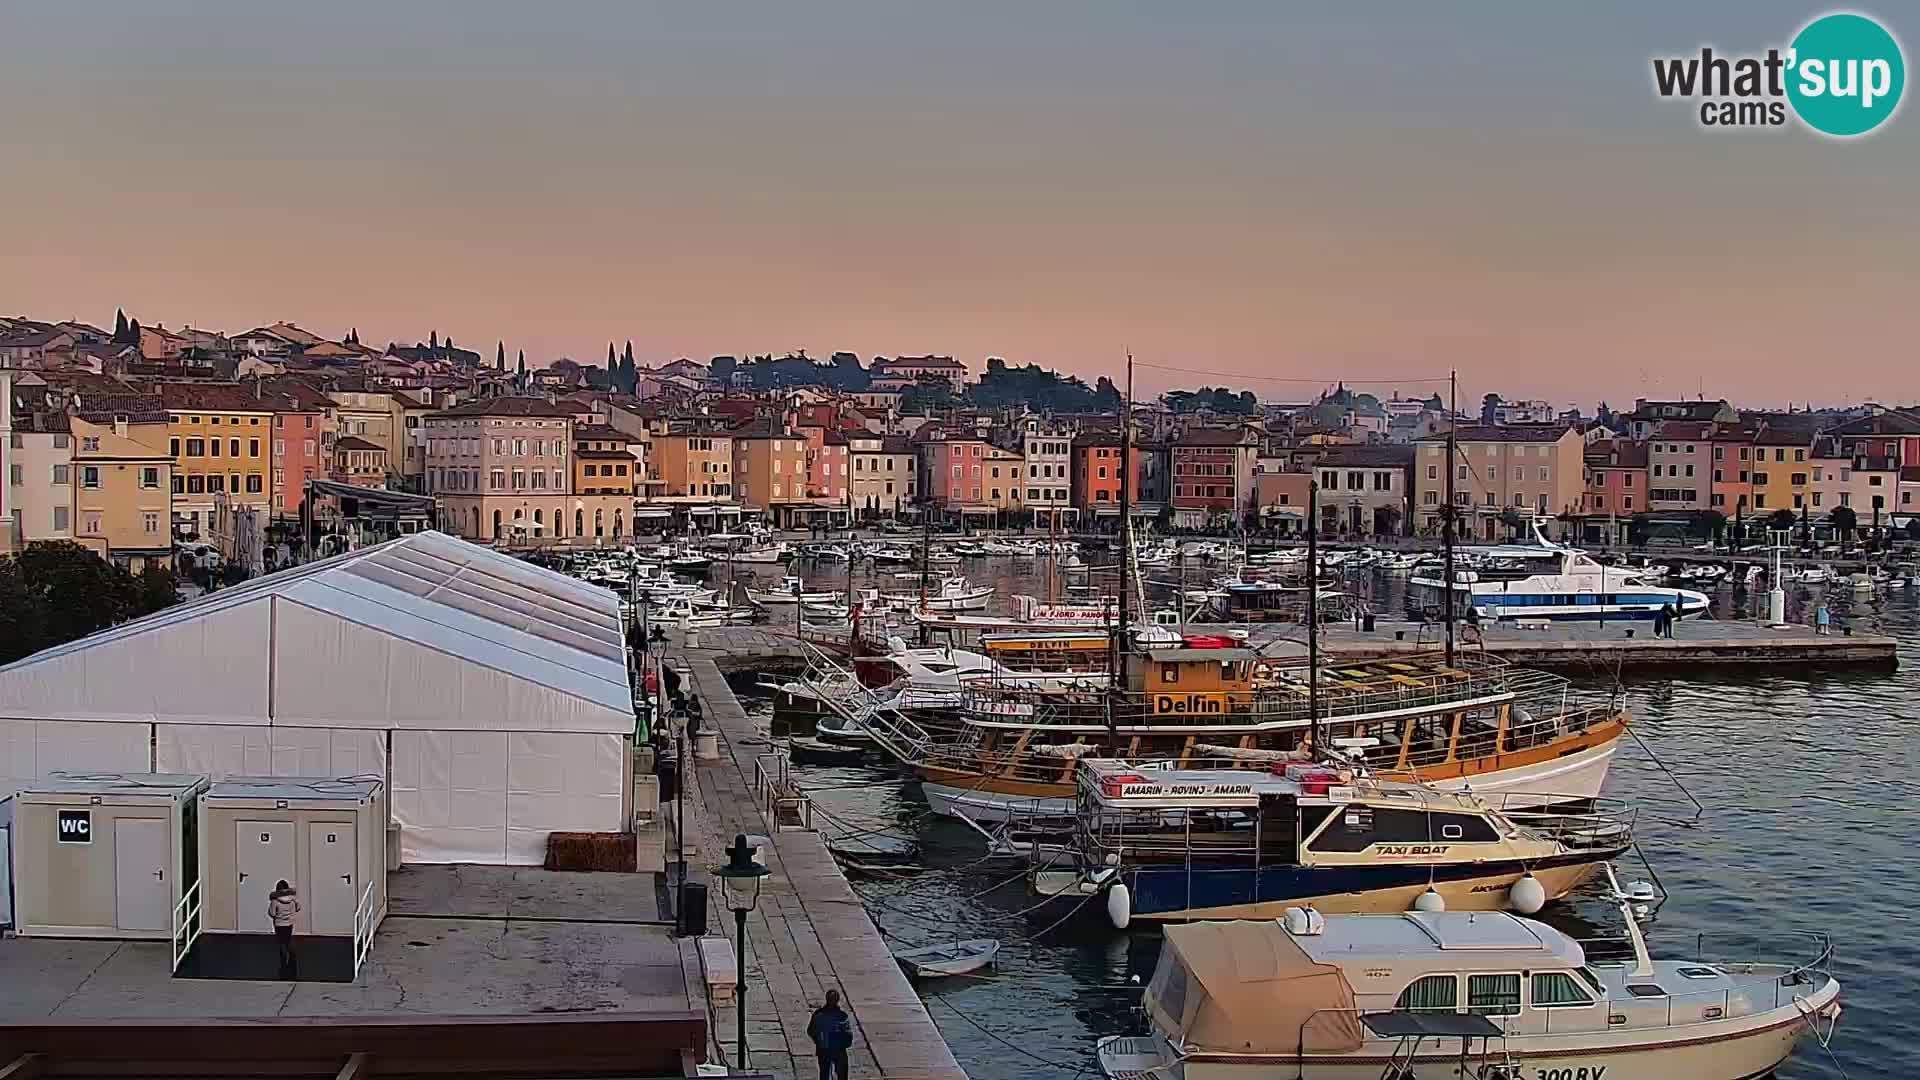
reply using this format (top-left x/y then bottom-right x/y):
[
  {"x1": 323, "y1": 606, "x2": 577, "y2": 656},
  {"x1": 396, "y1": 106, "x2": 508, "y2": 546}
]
[
  {"x1": 307, "y1": 822, "x2": 357, "y2": 936},
  {"x1": 236, "y1": 821, "x2": 295, "y2": 933},
  {"x1": 114, "y1": 818, "x2": 170, "y2": 932}
]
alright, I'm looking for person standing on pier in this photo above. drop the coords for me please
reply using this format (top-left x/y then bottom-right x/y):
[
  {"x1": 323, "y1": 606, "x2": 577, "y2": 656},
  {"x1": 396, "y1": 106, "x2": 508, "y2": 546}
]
[
  {"x1": 1657, "y1": 603, "x2": 1675, "y2": 638},
  {"x1": 267, "y1": 880, "x2": 301, "y2": 976},
  {"x1": 808, "y1": 988, "x2": 853, "y2": 1080}
]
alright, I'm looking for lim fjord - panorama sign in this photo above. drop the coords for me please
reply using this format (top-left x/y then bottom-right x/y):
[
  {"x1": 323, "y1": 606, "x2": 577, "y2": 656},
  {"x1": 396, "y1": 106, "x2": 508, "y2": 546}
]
[{"x1": 1652, "y1": 11, "x2": 1905, "y2": 136}]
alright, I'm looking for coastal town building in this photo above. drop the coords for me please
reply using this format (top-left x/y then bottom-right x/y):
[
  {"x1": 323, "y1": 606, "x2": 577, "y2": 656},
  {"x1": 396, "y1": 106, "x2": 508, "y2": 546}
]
[
  {"x1": 157, "y1": 383, "x2": 274, "y2": 543},
  {"x1": 68, "y1": 400, "x2": 173, "y2": 569},
  {"x1": 1415, "y1": 425, "x2": 1585, "y2": 539},
  {"x1": 1169, "y1": 425, "x2": 1258, "y2": 528}
]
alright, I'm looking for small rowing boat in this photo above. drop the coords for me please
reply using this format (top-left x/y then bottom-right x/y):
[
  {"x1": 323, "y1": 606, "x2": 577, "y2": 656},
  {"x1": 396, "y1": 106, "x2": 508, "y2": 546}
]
[{"x1": 892, "y1": 938, "x2": 999, "y2": 977}]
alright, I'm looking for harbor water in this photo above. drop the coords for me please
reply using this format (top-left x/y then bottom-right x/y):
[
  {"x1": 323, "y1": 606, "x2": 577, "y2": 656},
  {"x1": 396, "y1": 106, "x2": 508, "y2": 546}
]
[{"x1": 721, "y1": 551, "x2": 1914, "y2": 1078}]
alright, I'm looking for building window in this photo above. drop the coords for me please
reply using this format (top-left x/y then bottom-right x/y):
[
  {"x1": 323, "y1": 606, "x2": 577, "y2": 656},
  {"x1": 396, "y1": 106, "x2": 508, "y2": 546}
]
[
  {"x1": 52, "y1": 506, "x2": 69, "y2": 532},
  {"x1": 185, "y1": 438, "x2": 204, "y2": 456},
  {"x1": 81, "y1": 466, "x2": 100, "y2": 489},
  {"x1": 144, "y1": 511, "x2": 160, "y2": 534},
  {"x1": 245, "y1": 475, "x2": 263, "y2": 494},
  {"x1": 172, "y1": 474, "x2": 184, "y2": 494}
]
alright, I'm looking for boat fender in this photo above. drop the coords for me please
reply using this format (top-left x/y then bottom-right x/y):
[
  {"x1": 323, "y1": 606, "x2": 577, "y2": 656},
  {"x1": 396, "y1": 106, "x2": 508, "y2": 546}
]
[
  {"x1": 1412, "y1": 887, "x2": 1446, "y2": 913},
  {"x1": 1508, "y1": 873, "x2": 1547, "y2": 915},
  {"x1": 1107, "y1": 883, "x2": 1132, "y2": 930}
]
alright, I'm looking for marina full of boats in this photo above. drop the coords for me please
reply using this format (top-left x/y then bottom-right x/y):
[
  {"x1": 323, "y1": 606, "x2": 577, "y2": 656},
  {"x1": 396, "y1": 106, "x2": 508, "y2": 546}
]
[{"x1": 679, "y1": 524, "x2": 1858, "y2": 1078}]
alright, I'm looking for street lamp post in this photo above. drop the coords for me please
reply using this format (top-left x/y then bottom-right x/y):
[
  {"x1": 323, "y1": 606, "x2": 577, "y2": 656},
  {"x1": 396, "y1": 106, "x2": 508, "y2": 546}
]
[{"x1": 716, "y1": 833, "x2": 770, "y2": 1072}]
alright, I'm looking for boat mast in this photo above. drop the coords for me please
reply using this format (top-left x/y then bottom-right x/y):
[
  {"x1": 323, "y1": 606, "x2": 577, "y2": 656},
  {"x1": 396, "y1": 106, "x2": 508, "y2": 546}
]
[
  {"x1": 1116, "y1": 352, "x2": 1134, "y2": 678},
  {"x1": 1307, "y1": 478, "x2": 1320, "y2": 752},
  {"x1": 1443, "y1": 369, "x2": 1457, "y2": 667}
]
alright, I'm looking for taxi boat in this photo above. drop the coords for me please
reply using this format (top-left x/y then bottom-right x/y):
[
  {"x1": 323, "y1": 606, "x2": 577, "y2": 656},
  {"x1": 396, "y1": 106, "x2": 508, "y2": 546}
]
[
  {"x1": 1046, "y1": 758, "x2": 1634, "y2": 924},
  {"x1": 883, "y1": 642, "x2": 1626, "y2": 823},
  {"x1": 1096, "y1": 886, "x2": 1841, "y2": 1079}
]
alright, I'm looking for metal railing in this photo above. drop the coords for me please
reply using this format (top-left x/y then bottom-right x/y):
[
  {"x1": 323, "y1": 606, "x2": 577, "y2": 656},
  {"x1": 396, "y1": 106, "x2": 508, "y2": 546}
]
[
  {"x1": 351, "y1": 881, "x2": 379, "y2": 979},
  {"x1": 1292, "y1": 947, "x2": 1838, "y2": 1054},
  {"x1": 960, "y1": 651, "x2": 1538, "y2": 734},
  {"x1": 170, "y1": 879, "x2": 203, "y2": 974}
]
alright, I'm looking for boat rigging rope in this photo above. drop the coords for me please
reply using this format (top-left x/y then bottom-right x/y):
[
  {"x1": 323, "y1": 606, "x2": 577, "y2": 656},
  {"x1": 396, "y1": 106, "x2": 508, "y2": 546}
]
[{"x1": 1622, "y1": 719, "x2": 1705, "y2": 827}]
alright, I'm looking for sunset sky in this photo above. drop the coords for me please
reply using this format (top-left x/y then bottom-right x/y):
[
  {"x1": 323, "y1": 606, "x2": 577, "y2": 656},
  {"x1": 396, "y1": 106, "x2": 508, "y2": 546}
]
[{"x1": 2, "y1": 2, "x2": 1914, "y2": 407}]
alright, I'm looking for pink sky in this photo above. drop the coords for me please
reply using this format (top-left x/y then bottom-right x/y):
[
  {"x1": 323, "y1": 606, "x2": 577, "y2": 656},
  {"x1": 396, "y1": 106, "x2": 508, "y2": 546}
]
[{"x1": 2, "y1": 3, "x2": 1914, "y2": 407}]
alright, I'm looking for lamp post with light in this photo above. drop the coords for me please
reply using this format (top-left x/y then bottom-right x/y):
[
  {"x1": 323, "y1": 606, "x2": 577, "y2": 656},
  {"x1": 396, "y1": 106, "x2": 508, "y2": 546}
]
[{"x1": 716, "y1": 833, "x2": 770, "y2": 1071}]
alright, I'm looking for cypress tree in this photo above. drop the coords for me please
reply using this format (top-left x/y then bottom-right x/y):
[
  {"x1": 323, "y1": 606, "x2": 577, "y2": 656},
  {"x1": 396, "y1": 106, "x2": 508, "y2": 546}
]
[
  {"x1": 113, "y1": 309, "x2": 129, "y2": 341},
  {"x1": 516, "y1": 350, "x2": 527, "y2": 390},
  {"x1": 496, "y1": 341, "x2": 506, "y2": 370},
  {"x1": 429, "y1": 330, "x2": 438, "y2": 350},
  {"x1": 621, "y1": 342, "x2": 637, "y2": 393}
]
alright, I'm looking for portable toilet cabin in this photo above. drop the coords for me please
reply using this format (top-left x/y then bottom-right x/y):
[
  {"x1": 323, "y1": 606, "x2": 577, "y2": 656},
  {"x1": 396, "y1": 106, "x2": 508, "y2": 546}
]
[
  {"x1": 197, "y1": 777, "x2": 387, "y2": 952},
  {"x1": 8, "y1": 773, "x2": 208, "y2": 940}
]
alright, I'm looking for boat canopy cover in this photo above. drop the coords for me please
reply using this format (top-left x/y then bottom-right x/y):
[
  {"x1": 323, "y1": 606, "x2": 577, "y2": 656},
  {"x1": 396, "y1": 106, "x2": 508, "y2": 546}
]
[{"x1": 1146, "y1": 920, "x2": 1364, "y2": 1056}]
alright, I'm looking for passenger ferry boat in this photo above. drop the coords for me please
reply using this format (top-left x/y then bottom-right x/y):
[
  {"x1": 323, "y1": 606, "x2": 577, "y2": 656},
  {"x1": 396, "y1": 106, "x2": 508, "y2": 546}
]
[
  {"x1": 1050, "y1": 759, "x2": 1634, "y2": 924},
  {"x1": 1411, "y1": 527, "x2": 1709, "y2": 622},
  {"x1": 812, "y1": 638, "x2": 1627, "y2": 824},
  {"x1": 1097, "y1": 886, "x2": 1841, "y2": 1079}
]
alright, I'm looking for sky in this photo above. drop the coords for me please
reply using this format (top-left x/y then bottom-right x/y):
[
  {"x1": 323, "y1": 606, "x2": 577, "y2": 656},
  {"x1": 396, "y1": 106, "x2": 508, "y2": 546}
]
[{"x1": 1, "y1": 2, "x2": 1915, "y2": 408}]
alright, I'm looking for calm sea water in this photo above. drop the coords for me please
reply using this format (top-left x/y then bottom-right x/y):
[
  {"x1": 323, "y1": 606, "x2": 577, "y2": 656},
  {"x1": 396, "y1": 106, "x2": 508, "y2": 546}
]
[{"x1": 723, "y1": 551, "x2": 1915, "y2": 1078}]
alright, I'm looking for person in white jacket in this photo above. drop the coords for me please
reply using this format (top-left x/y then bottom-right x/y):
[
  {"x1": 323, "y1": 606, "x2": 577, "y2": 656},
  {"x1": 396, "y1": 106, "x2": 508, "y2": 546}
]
[{"x1": 268, "y1": 880, "x2": 301, "y2": 973}]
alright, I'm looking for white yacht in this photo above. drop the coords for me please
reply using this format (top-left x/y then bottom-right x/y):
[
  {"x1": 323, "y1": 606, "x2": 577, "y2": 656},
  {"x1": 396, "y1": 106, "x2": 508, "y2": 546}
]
[
  {"x1": 1098, "y1": 887, "x2": 1841, "y2": 1080},
  {"x1": 1412, "y1": 525, "x2": 1708, "y2": 621}
]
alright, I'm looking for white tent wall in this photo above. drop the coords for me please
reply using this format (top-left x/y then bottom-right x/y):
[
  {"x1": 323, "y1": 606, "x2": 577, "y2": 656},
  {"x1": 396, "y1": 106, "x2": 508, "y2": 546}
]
[
  {"x1": 0, "y1": 598, "x2": 272, "y2": 726},
  {"x1": 391, "y1": 729, "x2": 508, "y2": 864},
  {"x1": 505, "y1": 732, "x2": 625, "y2": 865},
  {"x1": 0, "y1": 718, "x2": 152, "y2": 800},
  {"x1": 154, "y1": 724, "x2": 387, "y2": 782}
]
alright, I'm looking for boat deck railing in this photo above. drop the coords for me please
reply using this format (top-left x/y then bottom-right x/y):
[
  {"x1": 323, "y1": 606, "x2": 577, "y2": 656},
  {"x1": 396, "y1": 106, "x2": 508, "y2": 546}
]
[
  {"x1": 1292, "y1": 938, "x2": 1832, "y2": 1042},
  {"x1": 961, "y1": 651, "x2": 1552, "y2": 732}
]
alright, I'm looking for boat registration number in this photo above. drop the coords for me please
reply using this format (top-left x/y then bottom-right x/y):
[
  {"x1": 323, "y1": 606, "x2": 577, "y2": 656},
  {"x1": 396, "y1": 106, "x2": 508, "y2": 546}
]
[{"x1": 1534, "y1": 1069, "x2": 1606, "y2": 1080}]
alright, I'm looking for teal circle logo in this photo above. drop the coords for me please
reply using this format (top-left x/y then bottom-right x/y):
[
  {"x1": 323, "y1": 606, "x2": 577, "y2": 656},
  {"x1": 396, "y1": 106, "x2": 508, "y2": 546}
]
[{"x1": 1787, "y1": 13, "x2": 1905, "y2": 136}]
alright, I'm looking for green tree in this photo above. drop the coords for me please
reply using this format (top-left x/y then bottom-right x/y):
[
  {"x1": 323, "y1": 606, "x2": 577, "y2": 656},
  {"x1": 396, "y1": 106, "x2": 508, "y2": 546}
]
[
  {"x1": 135, "y1": 565, "x2": 183, "y2": 614},
  {"x1": 516, "y1": 349, "x2": 527, "y2": 389},
  {"x1": 496, "y1": 340, "x2": 505, "y2": 370},
  {"x1": 112, "y1": 308, "x2": 130, "y2": 342},
  {"x1": 621, "y1": 342, "x2": 638, "y2": 393},
  {"x1": 0, "y1": 541, "x2": 178, "y2": 664},
  {"x1": 1830, "y1": 505, "x2": 1858, "y2": 540},
  {"x1": 429, "y1": 330, "x2": 438, "y2": 350},
  {"x1": 1769, "y1": 508, "x2": 1796, "y2": 534},
  {"x1": 710, "y1": 355, "x2": 738, "y2": 384},
  {"x1": 1498, "y1": 508, "x2": 1526, "y2": 540}
]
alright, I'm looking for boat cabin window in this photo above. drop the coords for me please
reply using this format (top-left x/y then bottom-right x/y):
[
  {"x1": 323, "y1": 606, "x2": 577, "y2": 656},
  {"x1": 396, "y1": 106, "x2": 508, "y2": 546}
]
[
  {"x1": 1305, "y1": 807, "x2": 1499, "y2": 853},
  {"x1": 1677, "y1": 966, "x2": 1721, "y2": 980},
  {"x1": 1625, "y1": 984, "x2": 1667, "y2": 998},
  {"x1": 1468, "y1": 973, "x2": 1522, "y2": 1016},
  {"x1": 1395, "y1": 974, "x2": 1458, "y2": 1012},
  {"x1": 1530, "y1": 972, "x2": 1595, "y2": 1008},
  {"x1": 1576, "y1": 967, "x2": 1606, "y2": 995}
]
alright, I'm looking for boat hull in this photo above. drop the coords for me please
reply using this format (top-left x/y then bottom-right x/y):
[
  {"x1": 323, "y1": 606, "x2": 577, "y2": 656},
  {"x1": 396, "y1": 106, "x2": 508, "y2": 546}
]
[
  {"x1": 920, "y1": 717, "x2": 1626, "y2": 822},
  {"x1": 1116, "y1": 854, "x2": 1609, "y2": 921}
]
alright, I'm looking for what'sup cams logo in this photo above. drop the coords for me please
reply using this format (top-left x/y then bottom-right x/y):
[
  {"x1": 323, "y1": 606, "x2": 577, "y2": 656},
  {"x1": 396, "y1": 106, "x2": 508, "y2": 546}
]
[{"x1": 1653, "y1": 11, "x2": 1905, "y2": 136}]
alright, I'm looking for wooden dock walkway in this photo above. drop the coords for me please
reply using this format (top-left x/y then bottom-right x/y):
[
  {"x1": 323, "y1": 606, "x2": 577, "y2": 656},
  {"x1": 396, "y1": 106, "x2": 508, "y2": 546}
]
[{"x1": 670, "y1": 651, "x2": 968, "y2": 1080}]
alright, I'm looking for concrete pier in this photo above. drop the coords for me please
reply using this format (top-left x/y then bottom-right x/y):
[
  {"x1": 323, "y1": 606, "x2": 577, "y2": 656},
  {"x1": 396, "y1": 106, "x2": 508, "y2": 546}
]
[{"x1": 671, "y1": 651, "x2": 968, "y2": 1080}]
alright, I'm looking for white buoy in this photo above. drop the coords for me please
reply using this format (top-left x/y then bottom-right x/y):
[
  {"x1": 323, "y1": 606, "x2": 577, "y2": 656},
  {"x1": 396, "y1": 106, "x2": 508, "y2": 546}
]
[
  {"x1": 1412, "y1": 887, "x2": 1446, "y2": 912},
  {"x1": 1106, "y1": 883, "x2": 1132, "y2": 930},
  {"x1": 1508, "y1": 873, "x2": 1547, "y2": 915}
]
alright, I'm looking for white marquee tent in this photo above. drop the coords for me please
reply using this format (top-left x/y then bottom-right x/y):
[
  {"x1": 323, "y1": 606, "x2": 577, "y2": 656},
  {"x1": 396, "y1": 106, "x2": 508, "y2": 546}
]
[{"x1": 0, "y1": 531, "x2": 635, "y2": 864}]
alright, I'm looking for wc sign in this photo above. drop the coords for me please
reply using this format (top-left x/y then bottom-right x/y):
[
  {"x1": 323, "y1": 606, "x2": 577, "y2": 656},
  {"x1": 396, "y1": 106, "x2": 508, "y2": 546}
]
[{"x1": 57, "y1": 809, "x2": 92, "y2": 844}]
